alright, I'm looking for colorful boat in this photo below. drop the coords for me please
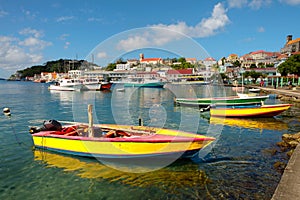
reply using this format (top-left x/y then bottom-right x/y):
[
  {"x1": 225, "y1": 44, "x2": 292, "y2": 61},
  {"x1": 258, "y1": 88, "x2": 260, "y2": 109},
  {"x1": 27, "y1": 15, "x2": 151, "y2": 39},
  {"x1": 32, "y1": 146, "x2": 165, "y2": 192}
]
[
  {"x1": 30, "y1": 121, "x2": 215, "y2": 159},
  {"x1": 210, "y1": 103, "x2": 292, "y2": 118},
  {"x1": 174, "y1": 95, "x2": 269, "y2": 107}
]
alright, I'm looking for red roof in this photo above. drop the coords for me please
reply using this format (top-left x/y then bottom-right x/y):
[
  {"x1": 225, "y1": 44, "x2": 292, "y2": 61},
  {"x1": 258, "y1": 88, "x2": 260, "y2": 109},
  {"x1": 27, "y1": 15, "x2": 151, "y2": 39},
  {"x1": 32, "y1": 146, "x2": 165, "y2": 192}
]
[
  {"x1": 167, "y1": 69, "x2": 193, "y2": 75},
  {"x1": 141, "y1": 58, "x2": 162, "y2": 62},
  {"x1": 136, "y1": 72, "x2": 158, "y2": 75},
  {"x1": 204, "y1": 57, "x2": 216, "y2": 61}
]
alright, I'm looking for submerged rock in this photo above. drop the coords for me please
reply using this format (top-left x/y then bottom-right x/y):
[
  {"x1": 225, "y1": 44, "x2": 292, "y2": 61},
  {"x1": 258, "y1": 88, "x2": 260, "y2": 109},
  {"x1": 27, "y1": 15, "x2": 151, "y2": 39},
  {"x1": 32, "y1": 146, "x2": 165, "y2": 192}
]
[{"x1": 274, "y1": 161, "x2": 287, "y2": 173}]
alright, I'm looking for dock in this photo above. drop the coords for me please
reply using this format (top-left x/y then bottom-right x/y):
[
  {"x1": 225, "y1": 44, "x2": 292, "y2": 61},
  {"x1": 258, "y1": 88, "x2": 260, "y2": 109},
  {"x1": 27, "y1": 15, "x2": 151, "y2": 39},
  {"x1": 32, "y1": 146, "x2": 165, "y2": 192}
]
[
  {"x1": 245, "y1": 85, "x2": 300, "y2": 99},
  {"x1": 272, "y1": 144, "x2": 300, "y2": 199}
]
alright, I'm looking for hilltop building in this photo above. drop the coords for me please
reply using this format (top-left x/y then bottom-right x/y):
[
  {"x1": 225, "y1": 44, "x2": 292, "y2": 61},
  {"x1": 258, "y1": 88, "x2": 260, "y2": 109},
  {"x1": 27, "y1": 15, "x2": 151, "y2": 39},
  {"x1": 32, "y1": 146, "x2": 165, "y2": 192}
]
[
  {"x1": 203, "y1": 57, "x2": 217, "y2": 67},
  {"x1": 281, "y1": 35, "x2": 300, "y2": 55},
  {"x1": 139, "y1": 53, "x2": 163, "y2": 65}
]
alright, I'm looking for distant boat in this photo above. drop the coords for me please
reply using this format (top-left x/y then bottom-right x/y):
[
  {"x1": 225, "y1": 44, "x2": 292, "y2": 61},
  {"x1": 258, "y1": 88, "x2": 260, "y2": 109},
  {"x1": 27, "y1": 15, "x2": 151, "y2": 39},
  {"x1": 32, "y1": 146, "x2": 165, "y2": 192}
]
[
  {"x1": 49, "y1": 79, "x2": 83, "y2": 91},
  {"x1": 99, "y1": 82, "x2": 112, "y2": 91},
  {"x1": 80, "y1": 78, "x2": 101, "y2": 91},
  {"x1": 210, "y1": 103, "x2": 292, "y2": 118},
  {"x1": 123, "y1": 78, "x2": 165, "y2": 88},
  {"x1": 174, "y1": 95, "x2": 269, "y2": 107},
  {"x1": 49, "y1": 78, "x2": 102, "y2": 91},
  {"x1": 116, "y1": 88, "x2": 125, "y2": 92}
]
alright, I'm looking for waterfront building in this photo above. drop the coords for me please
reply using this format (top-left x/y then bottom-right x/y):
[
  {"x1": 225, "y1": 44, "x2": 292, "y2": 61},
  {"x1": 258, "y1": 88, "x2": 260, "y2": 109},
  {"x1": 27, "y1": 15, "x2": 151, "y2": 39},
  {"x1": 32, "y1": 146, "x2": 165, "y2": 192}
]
[
  {"x1": 116, "y1": 63, "x2": 131, "y2": 71},
  {"x1": 166, "y1": 68, "x2": 194, "y2": 81},
  {"x1": 240, "y1": 50, "x2": 280, "y2": 68}
]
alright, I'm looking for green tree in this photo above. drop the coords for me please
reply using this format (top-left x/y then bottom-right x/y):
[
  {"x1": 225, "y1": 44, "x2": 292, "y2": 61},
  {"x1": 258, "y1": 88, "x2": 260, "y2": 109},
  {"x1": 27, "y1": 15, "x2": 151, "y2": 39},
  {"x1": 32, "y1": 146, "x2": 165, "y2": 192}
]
[
  {"x1": 232, "y1": 60, "x2": 241, "y2": 68},
  {"x1": 277, "y1": 54, "x2": 300, "y2": 76},
  {"x1": 105, "y1": 63, "x2": 117, "y2": 71},
  {"x1": 250, "y1": 64, "x2": 257, "y2": 69},
  {"x1": 244, "y1": 70, "x2": 263, "y2": 80}
]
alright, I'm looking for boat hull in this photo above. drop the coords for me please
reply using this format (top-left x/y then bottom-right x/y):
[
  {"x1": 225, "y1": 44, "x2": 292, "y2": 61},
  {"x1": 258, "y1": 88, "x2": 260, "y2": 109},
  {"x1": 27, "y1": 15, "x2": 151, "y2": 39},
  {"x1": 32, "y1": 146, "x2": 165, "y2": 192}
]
[
  {"x1": 49, "y1": 85, "x2": 82, "y2": 91},
  {"x1": 32, "y1": 124, "x2": 215, "y2": 159},
  {"x1": 124, "y1": 82, "x2": 165, "y2": 88},
  {"x1": 175, "y1": 95, "x2": 269, "y2": 107},
  {"x1": 210, "y1": 104, "x2": 292, "y2": 118}
]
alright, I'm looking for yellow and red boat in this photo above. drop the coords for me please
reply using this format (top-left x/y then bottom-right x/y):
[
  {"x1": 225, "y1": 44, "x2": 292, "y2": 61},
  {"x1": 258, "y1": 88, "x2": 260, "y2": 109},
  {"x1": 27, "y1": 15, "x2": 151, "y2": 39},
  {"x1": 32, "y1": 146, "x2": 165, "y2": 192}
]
[
  {"x1": 210, "y1": 103, "x2": 292, "y2": 118},
  {"x1": 30, "y1": 121, "x2": 215, "y2": 159}
]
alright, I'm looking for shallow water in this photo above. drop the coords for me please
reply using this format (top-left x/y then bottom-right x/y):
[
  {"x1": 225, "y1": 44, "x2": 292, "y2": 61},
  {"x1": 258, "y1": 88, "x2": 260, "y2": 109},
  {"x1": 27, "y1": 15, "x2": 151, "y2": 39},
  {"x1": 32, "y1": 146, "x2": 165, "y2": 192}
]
[{"x1": 1, "y1": 80, "x2": 299, "y2": 199}]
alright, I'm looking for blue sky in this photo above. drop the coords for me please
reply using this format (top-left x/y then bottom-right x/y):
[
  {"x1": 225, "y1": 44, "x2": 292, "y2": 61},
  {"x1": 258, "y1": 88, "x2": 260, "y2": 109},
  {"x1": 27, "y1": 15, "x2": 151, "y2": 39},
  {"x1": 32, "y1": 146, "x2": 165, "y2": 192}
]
[{"x1": 0, "y1": 0, "x2": 300, "y2": 78}]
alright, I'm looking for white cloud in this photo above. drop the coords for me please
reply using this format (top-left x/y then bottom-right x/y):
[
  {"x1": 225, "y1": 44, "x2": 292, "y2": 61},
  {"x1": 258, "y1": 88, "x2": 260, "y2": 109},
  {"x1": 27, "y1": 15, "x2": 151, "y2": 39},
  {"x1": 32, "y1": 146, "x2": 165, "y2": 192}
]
[
  {"x1": 19, "y1": 28, "x2": 44, "y2": 38},
  {"x1": 88, "y1": 17, "x2": 103, "y2": 22},
  {"x1": 0, "y1": 28, "x2": 52, "y2": 74},
  {"x1": 227, "y1": 0, "x2": 248, "y2": 8},
  {"x1": 96, "y1": 52, "x2": 108, "y2": 59},
  {"x1": 227, "y1": 0, "x2": 271, "y2": 9},
  {"x1": 248, "y1": 0, "x2": 271, "y2": 9},
  {"x1": 56, "y1": 16, "x2": 74, "y2": 22},
  {"x1": 0, "y1": 10, "x2": 8, "y2": 17},
  {"x1": 152, "y1": 3, "x2": 230, "y2": 38},
  {"x1": 0, "y1": 36, "x2": 44, "y2": 72},
  {"x1": 279, "y1": 0, "x2": 300, "y2": 5},
  {"x1": 116, "y1": 3, "x2": 230, "y2": 51},
  {"x1": 64, "y1": 42, "x2": 70, "y2": 49},
  {"x1": 19, "y1": 37, "x2": 52, "y2": 51},
  {"x1": 257, "y1": 26, "x2": 265, "y2": 32},
  {"x1": 59, "y1": 33, "x2": 69, "y2": 40}
]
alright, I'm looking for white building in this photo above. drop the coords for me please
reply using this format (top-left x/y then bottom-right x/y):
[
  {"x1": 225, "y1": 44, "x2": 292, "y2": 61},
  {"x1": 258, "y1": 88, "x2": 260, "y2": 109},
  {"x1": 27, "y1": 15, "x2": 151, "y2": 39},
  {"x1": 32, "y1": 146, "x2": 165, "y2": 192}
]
[{"x1": 116, "y1": 63, "x2": 131, "y2": 71}]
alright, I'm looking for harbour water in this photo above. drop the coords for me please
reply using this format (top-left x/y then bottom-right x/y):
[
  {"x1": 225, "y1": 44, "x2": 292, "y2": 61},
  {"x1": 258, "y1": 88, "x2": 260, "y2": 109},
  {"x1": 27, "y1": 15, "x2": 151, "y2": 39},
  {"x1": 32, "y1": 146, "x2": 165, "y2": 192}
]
[{"x1": 1, "y1": 80, "x2": 300, "y2": 199}]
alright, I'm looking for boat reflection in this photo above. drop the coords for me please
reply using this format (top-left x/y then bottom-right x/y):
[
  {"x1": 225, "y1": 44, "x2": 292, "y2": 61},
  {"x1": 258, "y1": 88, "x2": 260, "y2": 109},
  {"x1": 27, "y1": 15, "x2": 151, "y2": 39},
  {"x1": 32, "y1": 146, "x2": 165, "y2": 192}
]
[
  {"x1": 34, "y1": 150, "x2": 212, "y2": 197},
  {"x1": 209, "y1": 117, "x2": 288, "y2": 131}
]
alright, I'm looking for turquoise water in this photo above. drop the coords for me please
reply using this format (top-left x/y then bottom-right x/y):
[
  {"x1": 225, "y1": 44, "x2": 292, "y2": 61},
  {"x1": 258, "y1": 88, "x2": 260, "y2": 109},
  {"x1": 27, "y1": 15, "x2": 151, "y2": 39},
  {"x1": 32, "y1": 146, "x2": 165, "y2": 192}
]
[{"x1": 0, "y1": 80, "x2": 299, "y2": 199}]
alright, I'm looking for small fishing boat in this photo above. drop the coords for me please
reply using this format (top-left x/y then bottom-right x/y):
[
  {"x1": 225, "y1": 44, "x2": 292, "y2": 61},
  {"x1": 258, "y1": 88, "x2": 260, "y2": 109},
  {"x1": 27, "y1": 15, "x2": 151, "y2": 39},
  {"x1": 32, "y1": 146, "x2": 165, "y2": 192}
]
[
  {"x1": 30, "y1": 118, "x2": 215, "y2": 159},
  {"x1": 210, "y1": 103, "x2": 292, "y2": 118},
  {"x1": 174, "y1": 95, "x2": 269, "y2": 107},
  {"x1": 249, "y1": 88, "x2": 261, "y2": 93},
  {"x1": 236, "y1": 92, "x2": 258, "y2": 98}
]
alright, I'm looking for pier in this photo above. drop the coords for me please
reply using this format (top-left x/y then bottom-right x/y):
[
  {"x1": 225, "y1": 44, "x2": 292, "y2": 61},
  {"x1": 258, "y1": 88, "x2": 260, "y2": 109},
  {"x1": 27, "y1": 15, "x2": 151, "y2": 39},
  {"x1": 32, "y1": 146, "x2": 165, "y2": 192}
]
[
  {"x1": 245, "y1": 85, "x2": 300, "y2": 199},
  {"x1": 247, "y1": 85, "x2": 300, "y2": 99},
  {"x1": 272, "y1": 144, "x2": 300, "y2": 199}
]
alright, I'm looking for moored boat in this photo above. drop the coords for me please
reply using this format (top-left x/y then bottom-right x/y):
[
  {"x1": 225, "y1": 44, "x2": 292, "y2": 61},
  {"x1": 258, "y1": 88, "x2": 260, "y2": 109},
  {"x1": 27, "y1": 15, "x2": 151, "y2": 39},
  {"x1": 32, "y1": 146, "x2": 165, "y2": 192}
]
[
  {"x1": 124, "y1": 80, "x2": 165, "y2": 88},
  {"x1": 210, "y1": 103, "x2": 292, "y2": 118},
  {"x1": 174, "y1": 95, "x2": 269, "y2": 107},
  {"x1": 249, "y1": 88, "x2": 261, "y2": 93},
  {"x1": 80, "y1": 78, "x2": 101, "y2": 90},
  {"x1": 100, "y1": 82, "x2": 112, "y2": 90},
  {"x1": 30, "y1": 120, "x2": 215, "y2": 159},
  {"x1": 49, "y1": 78, "x2": 83, "y2": 91}
]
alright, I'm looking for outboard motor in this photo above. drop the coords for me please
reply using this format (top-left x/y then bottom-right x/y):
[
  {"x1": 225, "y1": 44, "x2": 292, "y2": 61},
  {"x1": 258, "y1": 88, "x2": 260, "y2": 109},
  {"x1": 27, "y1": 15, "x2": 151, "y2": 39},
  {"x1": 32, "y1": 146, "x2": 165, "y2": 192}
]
[
  {"x1": 29, "y1": 119, "x2": 62, "y2": 134},
  {"x1": 42, "y1": 120, "x2": 62, "y2": 131}
]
